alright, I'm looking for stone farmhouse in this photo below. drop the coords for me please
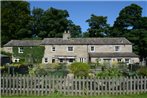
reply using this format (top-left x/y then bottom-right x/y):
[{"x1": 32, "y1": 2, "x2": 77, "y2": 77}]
[{"x1": 3, "y1": 31, "x2": 139, "y2": 65}]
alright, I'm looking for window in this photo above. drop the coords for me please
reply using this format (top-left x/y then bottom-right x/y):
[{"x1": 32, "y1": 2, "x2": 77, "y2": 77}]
[
  {"x1": 117, "y1": 59, "x2": 122, "y2": 62},
  {"x1": 115, "y1": 46, "x2": 120, "y2": 51},
  {"x1": 14, "y1": 58, "x2": 20, "y2": 62},
  {"x1": 60, "y1": 59, "x2": 63, "y2": 63},
  {"x1": 52, "y1": 47, "x2": 55, "y2": 51},
  {"x1": 44, "y1": 58, "x2": 48, "y2": 63},
  {"x1": 90, "y1": 46, "x2": 95, "y2": 52},
  {"x1": 52, "y1": 59, "x2": 55, "y2": 63},
  {"x1": 69, "y1": 59, "x2": 74, "y2": 63},
  {"x1": 125, "y1": 59, "x2": 130, "y2": 64},
  {"x1": 18, "y1": 47, "x2": 23, "y2": 53},
  {"x1": 80, "y1": 58, "x2": 85, "y2": 62},
  {"x1": 67, "y1": 46, "x2": 73, "y2": 52}
]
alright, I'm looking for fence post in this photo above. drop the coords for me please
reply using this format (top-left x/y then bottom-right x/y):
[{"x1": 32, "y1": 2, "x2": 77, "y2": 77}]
[
  {"x1": 19, "y1": 74, "x2": 22, "y2": 95},
  {"x1": 1, "y1": 75, "x2": 3, "y2": 95}
]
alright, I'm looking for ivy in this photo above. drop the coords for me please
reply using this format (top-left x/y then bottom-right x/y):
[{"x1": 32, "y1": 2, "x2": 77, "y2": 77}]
[{"x1": 13, "y1": 46, "x2": 45, "y2": 63}]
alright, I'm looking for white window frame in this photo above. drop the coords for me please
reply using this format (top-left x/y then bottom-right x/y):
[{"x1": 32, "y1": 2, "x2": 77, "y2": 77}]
[
  {"x1": 13, "y1": 58, "x2": 20, "y2": 62},
  {"x1": 125, "y1": 58, "x2": 130, "y2": 64},
  {"x1": 117, "y1": 58, "x2": 122, "y2": 62},
  {"x1": 44, "y1": 57, "x2": 48, "y2": 63},
  {"x1": 51, "y1": 46, "x2": 56, "y2": 52},
  {"x1": 80, "y1": 57, "x2": 86, "y2": 62},
  {"x1": 18, "y1": 47, "x2": 24, "y2": 53},
  {"x1": 90, "y1": 46, "x2": 95, "y2": 52},
  {"x1": 114, "y1": 46, "x2": 120, "y2": 52},
  {"x1": 67, "y1": 46, "x2": 74, "y2": 52}
]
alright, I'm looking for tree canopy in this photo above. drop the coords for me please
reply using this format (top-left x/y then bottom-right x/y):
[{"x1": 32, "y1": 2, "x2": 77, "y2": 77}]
[
  {"x1": 1, "y1": 1, "x2": 31, "y2": 45},
  {"x1": 86, "y1": 14, "x2": 110, "y2": 37},
  {"x1": 110, "y1": 3, "x2": 147, "y2": 61},
  {"x1": 1, "y1": 2, "x2": 82, "y2": 45}
]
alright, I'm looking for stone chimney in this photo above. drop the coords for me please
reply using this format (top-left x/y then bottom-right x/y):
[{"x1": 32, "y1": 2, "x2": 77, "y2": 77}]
[{"x1": 63, "y1": 30, "x2": 71, "y2": 40}]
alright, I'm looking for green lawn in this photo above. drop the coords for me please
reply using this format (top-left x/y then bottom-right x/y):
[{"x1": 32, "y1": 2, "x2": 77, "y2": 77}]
[{"x1": 1, "y1": 93, "x2": 147, "y2": 98}]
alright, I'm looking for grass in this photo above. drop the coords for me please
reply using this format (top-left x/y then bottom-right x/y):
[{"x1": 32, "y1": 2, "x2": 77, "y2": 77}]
[{"x1": 1, "y1": 93, "x2": 147, "y2": 98}]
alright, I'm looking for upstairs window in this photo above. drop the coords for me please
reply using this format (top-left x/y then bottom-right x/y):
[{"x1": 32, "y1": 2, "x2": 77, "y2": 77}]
[
  {"x1": 18, "y1": 47, "x2": 24, "y2": 53},
  {"x1": 90, "y1": 46, "x2": 95, "y2": 52},
  {"x1": 67, "y1": 46, "x2": 73, "y2": 52},
  {"x1": 115, "y1": 46, "x2": 120, "y2": 51},
  {"x1": 52, "y1": 46, "x2": 56, "y2": 51},
  {"x1": 44, "y1": 58, "x2": 48, "y2": 63}
]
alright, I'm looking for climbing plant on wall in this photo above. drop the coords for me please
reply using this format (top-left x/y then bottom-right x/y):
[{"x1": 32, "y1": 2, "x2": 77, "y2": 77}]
[{"x1": 13, "y1": 46, "x2": 45, "y2": 63}]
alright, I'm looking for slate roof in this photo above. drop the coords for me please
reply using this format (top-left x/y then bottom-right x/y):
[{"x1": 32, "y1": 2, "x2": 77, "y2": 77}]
[
  {"x1": 41, "y1": 38, "x2": 132, "y2": 45},
  {"x1": 3, "y1": 40, "x2": 42, "y2": 47},
  {"x1": 3, "y1": 37, "x2": 132, "y2": 47},
  {"x1": 89, "y1": 52, "x2": 138, "y2": 57}
]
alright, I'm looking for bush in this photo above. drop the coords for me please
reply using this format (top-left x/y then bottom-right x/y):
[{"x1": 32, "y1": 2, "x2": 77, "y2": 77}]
[
  {"x1": 29, "y1": 63, "x2": 68, "y2": 76},
  {"x1": 137, "y1": 66, "x2": 147, "y2": 76},
  {"x1": 1, "y1": 51, "x2": 12, "y2": 56},
  {"x1": 69, "y1": 62, "x2": 90, "y2": 77},
  {"x1": 96, "y1": 67, "x2": 122, "y2": 77}
]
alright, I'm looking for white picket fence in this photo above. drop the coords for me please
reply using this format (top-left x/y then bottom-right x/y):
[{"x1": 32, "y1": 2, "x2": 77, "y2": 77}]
[{"x1": 1, "y1": 75, "x2": 147, "y2": 96}]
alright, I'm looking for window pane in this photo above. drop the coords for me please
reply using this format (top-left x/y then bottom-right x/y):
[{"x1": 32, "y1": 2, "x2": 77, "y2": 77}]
[
  {"x1": 52, "y1": 47, "x2": 55, "y2": 51},
  {"x1": 68, "y1": 47, "x2": 73, "y2": 51},
  {"x1": 91, "y1": 46, "x2": 94, "y2": 51},
  {"x1": 18, "y1": 47, "x2": 23, "y2": 53},
  {"x1": 115, "y1": 46, "x2": 120, "y2": 51},
  {"x1": 45, "y1": 58, "x2": 48, "y2": 63}
]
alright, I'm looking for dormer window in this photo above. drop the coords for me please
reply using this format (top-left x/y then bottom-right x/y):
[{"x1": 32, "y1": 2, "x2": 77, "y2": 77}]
[
  {"x1": 115, "y1": 46, "x2": 120, "y2": 52},
  {"x1": 18, "y1": 47, "x2": 23, "y2": 53},
  {"x1": 90, "y1": 46, "x2": 95, "y2": 52}
]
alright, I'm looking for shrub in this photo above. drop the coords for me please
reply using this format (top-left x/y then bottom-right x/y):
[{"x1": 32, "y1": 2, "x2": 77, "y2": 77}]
[
  {"x1": 137, "y1": 66, "x2": 147, "y2": 76},
  {"x1": 29, "y1": 63, "x2": 68, "y2": 76},
  {"x1": 69, "y1": 62, "x2": 90, "y2": 77},
  {"x1": 1, "y1": 51, "x2": 12, "y2": 56},
  {"x1": 96, "y1": 67, "x2": 122, "y2": 77}
]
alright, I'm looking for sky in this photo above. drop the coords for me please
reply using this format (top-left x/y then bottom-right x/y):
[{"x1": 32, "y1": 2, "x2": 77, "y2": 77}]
[{"x1": 29, "y1": 0, "x2": 147, "y2": 32}]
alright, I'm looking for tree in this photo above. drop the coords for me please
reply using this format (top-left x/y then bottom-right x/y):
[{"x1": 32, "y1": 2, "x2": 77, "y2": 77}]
[
  {"x1": 111, "y1": 3, "x2": 147, "y2": 61},
  {"x1": 1, "y1": 1, "x2": 31, "y2": 45},
  {"x1": 125, "y1": 29, "x2": 147, "y2": 61},
  {"x1": 29, "y1": 7, "x2": 45, "y2": 38},
  {"x1": 113, "y1": 4, "x2": 142, "y2": 31},
  {"x1": 41, "y1": 7, "x2": 69, "y2": 38},
  {"x1": 68, "y1": 20, "x2": 82, "y2": 38},
  {"x1": 86, "y1": 14, "x2": 110, "y2": 37}
]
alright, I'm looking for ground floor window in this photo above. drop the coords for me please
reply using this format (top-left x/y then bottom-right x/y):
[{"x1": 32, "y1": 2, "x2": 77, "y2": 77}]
[
  {"x1": 117, "y1": 58, "x2": 122, "y2": 62},
  {"x1": 125, "y1": 59, "x2": 130, "y2": 64},
  {"x1": 52, "y1": 59, "x2": 55, "y2": 63},
  {"x1": 14, "y1": 58, "x2": 19, "y2": 62},
  {"x1": 59, "y1": 59, "x2": 63, "y2": 63},
  {"x1": 69, "y1": 59, "x2": 74, "y2": 63},
  {"x1": 80, "y1": 58, "x2": 86, "y2": 62}
]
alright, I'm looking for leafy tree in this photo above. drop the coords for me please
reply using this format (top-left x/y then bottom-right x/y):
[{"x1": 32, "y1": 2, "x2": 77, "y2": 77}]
[
  {"x1": 29, "y1": 7, "x2": 45, "y2": 38},
  {"x1": 41, "y1": 7, "x2": 69, "y2": 38},
  {"x1": 86, "y1": 14, "x2": 110, "y2": 37},
  {"x1": 111, "y1": 3, "x2": 147, "y2": 61},
  {"x1": 82, "y1": 32, "x2": 90, "y2": 38},
  {"x1": 68, "y1": 20, "x2": 82, "y2": 38},
  {"x1": 113, "y1": 4, "x2": 142, "y2": 31},
  {"x1": 1, "y1": 1, "x2": 31, "y2": 45}
]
